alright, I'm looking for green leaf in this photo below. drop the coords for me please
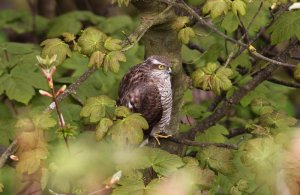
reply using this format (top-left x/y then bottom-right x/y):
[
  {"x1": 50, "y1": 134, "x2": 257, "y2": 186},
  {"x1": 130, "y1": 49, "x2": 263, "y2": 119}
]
[
  {"x1": 104, "y1": 37, "x2": 122, "y2": 51},
  {"x1": 136, "y1": 147, "x2": 184, "y2": 176},
  {"x1": 40, "y1": 38, "x2": 72, "y2": 65},
  {"x1": 98, "y1": 15, "x2": 133, "y2": 34},
  {"x1": 240, "y1": 1, "x2": 270, "y2": 36},
  {"x1": 230, "y1": 52, "x2": 252, "y2": 70},
  {"x1": 0, "y1": 119, "x2": 15, "y2": 146},
  {"x1": 259, "y1": 111, "x2": 297, "y2": 129},
  {"x1": 77, "y1": 27, "x2": 107, "y2": 56},
  {"x1": 268, "y1": 11, "x2": 300, "y2": 44},
  {"x1": 203, "y1": 0, "x2": 228, "y2": 18},
  {"x1": 195, "y1": 124, "x2": 229, "y2": 143},
  {"x1": 110, "y1": 113, "x2": 148, "y2": 145},
  {"x1": 213, "y1": 67, "x2": 233, "y2": 94},
  {"x1": 60, "y1": 52, "x2": 89, "y2": 77},
  {"x1": 171, "y1": 16, "x2": 190, "y2": 30},
  {"x1": 178, "y1": 27, "x2": 195, "y2": 44},
  {"x1": 80, "y1": 95, "x2": 116, "y2": 123},
  {"x1": 47, "y1": 11, "x2": 104, "y2": 38},
  {"x1": 16, "y1": 148, "x2": 48, "y2": 174},
  {"x1": 32, "y1": 112, "x2": 57, "y2": 130},
  {"x1": 115, "y1": 106, "x2": 131, "y2": 118},
  {"x1": 56, "y1": 124, "x2": 78, "y2": 138},
  {"x1": 197, "y1": 146, "x2": 235, "y2": 174},
  {"x1": 182, "y1": 102, "x2": 207, "y2": 119},
  {"x1": 0, "y1": 52, "x2": 49, "y2": 104},
  {"x1": 103, "y1": 51, "x2": 126, "y2": 73},
  {"x1": 89, "y1": 51, "x2": 105, "y2": 68},
  {"x1": 221, "y1": 12, "x2": 239, "y2": 33},
  {"x1": 95, "y1": 118, "x2": 113, "y2": 141},
  {"x1": 241, "y1": 138, "x2": 281, "y2": 177},
  {"x1": 192, "y1": 63, "x2": 233, "y2": 95},
  {"x1": 4, "y1": 75, "x2": 34, "y2": 104},
  {"x1": 112, "y1": 176, "x2": 157, "y2": 195},
  {"x1": 250, "y1": 98, "x2": 273, "y2": 115},
  {"x1": 232, "y1": 0, "x2": 246, "y2": 16}
]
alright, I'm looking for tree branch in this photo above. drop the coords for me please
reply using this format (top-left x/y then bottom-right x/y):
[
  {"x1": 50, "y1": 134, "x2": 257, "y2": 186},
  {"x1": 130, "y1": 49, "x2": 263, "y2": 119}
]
[
  {"x1": 45, "y1": 7, "x2": 173, "y2": 111},
  {"x1": 168, "y1": 0, "x2": 296, "y2": 68},
  {"x1": 183, "y1": 62, "x2": 278, "y2": 140},
  {"x1": 167, "y1": 137, "x2": 238, "y2": 150},
  {"x1": 268, "y1": 78, "x2": 300, "y2": 89},
  {"x1": 0, "y1": 140, "x2": 18, "y2": 168}
]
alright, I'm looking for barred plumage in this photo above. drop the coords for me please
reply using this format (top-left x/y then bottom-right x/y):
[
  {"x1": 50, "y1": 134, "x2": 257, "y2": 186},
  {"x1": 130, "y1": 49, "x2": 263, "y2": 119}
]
[{"x1": 117, "y1": 55, "x2": 173, "y2": 136}]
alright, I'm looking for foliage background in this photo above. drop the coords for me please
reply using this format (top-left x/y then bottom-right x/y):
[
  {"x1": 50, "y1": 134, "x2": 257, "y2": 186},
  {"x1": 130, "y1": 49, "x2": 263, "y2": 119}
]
[{"x1": 0, "y1": 0, "x2": 300, "y2": 195}]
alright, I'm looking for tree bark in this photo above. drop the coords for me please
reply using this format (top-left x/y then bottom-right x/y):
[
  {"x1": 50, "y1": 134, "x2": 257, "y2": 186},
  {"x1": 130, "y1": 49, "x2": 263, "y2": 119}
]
[{"x1": 132, "y1": 1, "x2": 190, "y2": 155}]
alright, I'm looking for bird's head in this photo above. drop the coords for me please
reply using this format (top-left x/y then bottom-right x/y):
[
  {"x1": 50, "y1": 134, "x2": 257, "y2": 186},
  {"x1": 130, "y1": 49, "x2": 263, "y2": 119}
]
[{"x1": 144, "y1": 55, "x2": 172, "y2": 76}]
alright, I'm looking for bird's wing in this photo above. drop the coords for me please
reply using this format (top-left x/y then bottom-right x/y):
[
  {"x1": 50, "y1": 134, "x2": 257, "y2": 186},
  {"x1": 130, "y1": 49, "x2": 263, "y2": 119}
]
[{"x1": 118, "y1": 84, "x2": 163, "y2": 129}]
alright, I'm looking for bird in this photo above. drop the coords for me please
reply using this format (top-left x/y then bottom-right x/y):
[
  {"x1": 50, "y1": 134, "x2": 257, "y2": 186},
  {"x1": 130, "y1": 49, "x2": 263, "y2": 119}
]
[{"x1": 117, "y1": 55, "x2": 173, "y2": 144}]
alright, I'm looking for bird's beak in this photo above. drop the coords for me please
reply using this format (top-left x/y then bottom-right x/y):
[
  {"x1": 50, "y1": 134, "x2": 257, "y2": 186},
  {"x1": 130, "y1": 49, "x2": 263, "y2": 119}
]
[{"x1": 167, "y1": 67, "x2": 172, "y2": 74}]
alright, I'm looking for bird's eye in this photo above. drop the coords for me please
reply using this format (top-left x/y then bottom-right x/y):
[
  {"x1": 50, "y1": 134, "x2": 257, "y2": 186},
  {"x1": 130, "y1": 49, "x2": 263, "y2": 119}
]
[{"x1": 158, "y1": 64, "x2": 166, "y2": 70}]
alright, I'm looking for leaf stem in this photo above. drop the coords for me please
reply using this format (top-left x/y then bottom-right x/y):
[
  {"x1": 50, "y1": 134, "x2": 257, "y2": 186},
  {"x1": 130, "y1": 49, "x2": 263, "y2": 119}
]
[{"x1": 51, "y1": 87, "x2": 70, "y2": 153}]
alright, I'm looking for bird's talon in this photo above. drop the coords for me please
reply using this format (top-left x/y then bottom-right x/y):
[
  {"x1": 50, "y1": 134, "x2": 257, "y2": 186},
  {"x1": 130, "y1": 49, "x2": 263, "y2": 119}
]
[{"x1": 153, "y1": 133, "x2": 172, "y2": 145}]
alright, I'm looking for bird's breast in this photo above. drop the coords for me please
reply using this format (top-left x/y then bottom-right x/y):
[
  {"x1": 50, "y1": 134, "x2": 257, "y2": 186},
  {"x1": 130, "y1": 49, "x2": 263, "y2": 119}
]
[{"x1": 155, "y1": 76, "x2": 172, "y2": 130}]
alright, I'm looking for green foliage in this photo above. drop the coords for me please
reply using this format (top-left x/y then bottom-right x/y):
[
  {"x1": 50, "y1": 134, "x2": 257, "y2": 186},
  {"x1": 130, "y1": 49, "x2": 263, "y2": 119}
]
[
  {"x1": 268, "y1": 10, "x2": 300, "y2": 44},
  {"x1": 110, "y1": 113, "x2": 148, "y2": 144},
  {"x1": 197, "y1": 146, "x2": 235, "y2": 174},
  {"x1": 47, "y1": 11, "x2": 104, "y2": 38},
  {"x1": 203, "y1": 0, "x2": 229, "y2": 18},
  {"x1": 0, "y1": 42, "x2": 48, "y2": 104},
  {"x1": 196, "y1": 124, "x2": 229, "y2": 143},
  {"x1": 1, "y1": 1, "x2": 300, "y2": 194},
  {"x1": 192, "y1": 62, "x2": 233, "y2": 94},
  {"x1": 178, "y1": 27, "x2": 195, "y2": 44},
  {"x1": 232, "y1": 0, "x2": 246, "y2": 16},
  {"x1": 240, "y1": 138, "x2": 281, "y2": 181},
  {"x1": 0, "y1": 10, "x2": 48, "y2": 34},
  {"x1": 80, "y1": 95, "x2": 116, "y2": 123},
  {"x1": 103, "y1": 51, "x2": 126, "y2": 73},
  {"x1": 104, "y1": 37, "x2": 123, "y2": 51},
  {"x1": 40, "y1": 38, "x2": 72, "y2": 65},
  {"x1": 95, "y1": 118, "x2": 113, "y2": 141},
  {"x1": 77, "y1": 27, "x2": 107, "y2": 55},
  {"x1": 171, "y1": 16, "x2": 190, "y2": 30}
]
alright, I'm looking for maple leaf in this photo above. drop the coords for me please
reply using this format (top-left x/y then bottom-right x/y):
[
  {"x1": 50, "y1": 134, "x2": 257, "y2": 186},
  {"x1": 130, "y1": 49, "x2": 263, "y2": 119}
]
[
  {"x1": 80, "y1": 95, "x2": 116, "y2": 123},
  {"x1": 77, "y1": 27, "x2": 107, "y2": 55},
  {"x1": 109, "y1": 113, "x2": 148, "y2": 145}
]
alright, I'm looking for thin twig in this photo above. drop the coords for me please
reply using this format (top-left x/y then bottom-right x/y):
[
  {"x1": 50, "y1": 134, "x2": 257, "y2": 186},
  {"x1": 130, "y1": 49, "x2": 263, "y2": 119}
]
[
  {"x1": 207, "y1": 93, "x2": 225, "y2": 112},
  {"x1": 168, "y1": 0, "x2": 296, "y2": 68},
  {"x1": 0, "y1": 140, "x2": 18, "y2": 168},
  {"x1": 268, "y1": 78, "x2": 300, "y2": 88},
  {"x1": 247, "y1": 1, "x2": 264, "y2": 30},
  {"x1": 51, "y1": 86, "x2": 70, "y2": 152},
  {"x1": 167, "y1": 137, "x2": 238, "y2": 150}
]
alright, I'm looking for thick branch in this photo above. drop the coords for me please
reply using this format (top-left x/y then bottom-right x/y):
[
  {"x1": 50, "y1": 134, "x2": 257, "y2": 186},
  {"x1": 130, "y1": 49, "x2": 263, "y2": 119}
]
[
  {"x1": 167, "y1": 137, "x2": 238, "y2": 150},
  {"x1": 0, "y1": 140, "x2": 18, "y2": 168},
  {"x1": 183, "y1": 62, "x2": 278, "y2": 140}
]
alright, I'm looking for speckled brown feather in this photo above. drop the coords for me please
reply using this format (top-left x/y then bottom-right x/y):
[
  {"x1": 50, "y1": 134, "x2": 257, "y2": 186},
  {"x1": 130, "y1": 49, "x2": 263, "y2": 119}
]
[{"x1": 117, "y1": 63, "x2": 163, "y2": 130}]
